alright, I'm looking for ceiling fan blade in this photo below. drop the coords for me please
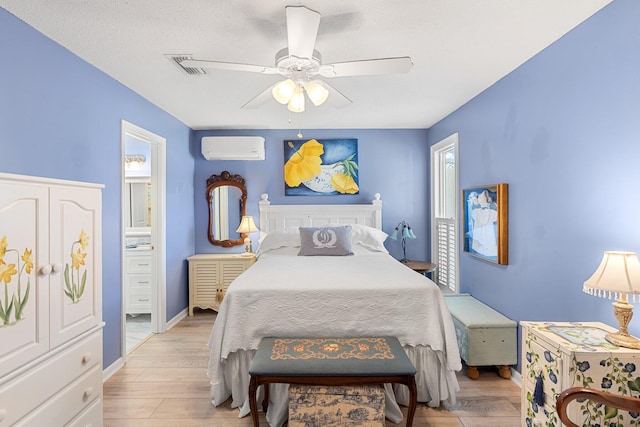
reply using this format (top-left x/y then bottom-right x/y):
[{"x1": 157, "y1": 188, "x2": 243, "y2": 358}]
[
  {"x1": 323, "y1": 81, "x2": 352, "y2": 109},
  {"x1": 286, "y1": 6, "x2": 321, "y2": 59},
  {"x1": 319, "y1": 56, "x2": 413, "y2": 78},
  {"x1": 241, "y1": 85, "x2": 276, "y2": 110},
  {"x1": 180, "y1": 59, "x2": 279, "y2": 75}
]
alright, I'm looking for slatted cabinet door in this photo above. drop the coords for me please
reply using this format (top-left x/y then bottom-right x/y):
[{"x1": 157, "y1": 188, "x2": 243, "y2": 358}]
[{"x1": 187, "y1": 254, "x2": 255, "y2": 315}]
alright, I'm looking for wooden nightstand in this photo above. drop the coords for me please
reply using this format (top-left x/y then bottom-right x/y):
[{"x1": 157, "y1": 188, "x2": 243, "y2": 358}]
[
  {"x1": 403, "y1": 260, "x2": 437, "y2": 278},
  {"x1": 187, "y1": 253, "x2": 256, "y2": 315}
]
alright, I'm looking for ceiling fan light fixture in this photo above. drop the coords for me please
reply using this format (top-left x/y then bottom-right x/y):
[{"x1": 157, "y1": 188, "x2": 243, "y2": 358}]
[
  {"x1": 305, "y1": 80, "x2": 329, "y2": 106},
  {"x1": 288, "y1": 86, "x2": 305, "y2": 112},
  {"x1": 272, "y1": 79, "x2": 296, "y2": 104}
]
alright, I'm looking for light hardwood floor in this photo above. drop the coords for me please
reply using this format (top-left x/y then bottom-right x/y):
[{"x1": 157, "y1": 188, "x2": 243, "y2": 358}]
[{"x1": 103, "y1": 310, "x2": 521, "y2": 427}]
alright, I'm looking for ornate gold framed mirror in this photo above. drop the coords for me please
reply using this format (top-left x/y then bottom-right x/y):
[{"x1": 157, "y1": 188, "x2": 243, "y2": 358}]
[{"x1": 206, "y1": 171, "x2": 247, "y2": 247}]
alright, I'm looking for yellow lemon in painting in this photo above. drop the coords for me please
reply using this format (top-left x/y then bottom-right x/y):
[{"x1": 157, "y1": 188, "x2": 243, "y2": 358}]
[
  {"x1": 284, "y1": 139, "x2": 324, "y2": 187},
  {"x1": 331, "y1": 173, "x2": 359, "y2": 194}
]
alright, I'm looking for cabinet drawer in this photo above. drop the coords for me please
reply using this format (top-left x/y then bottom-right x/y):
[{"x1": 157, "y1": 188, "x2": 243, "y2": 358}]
[
  {"x1": 126, "y1": 255, "x2": 151, "y2": 273},
  {"x1": 67, "y1": 397, "x2": 102, "y2": 427},
  {"x1": 524, "y1": 337, "x2": 563, "y2": 399},
  {"x1": 128, "y1": 294, "x2": 152, "y2": 309},
  {"x1": 0, "y1": 331, "x2": 101, "y2": 426},
  {"x1": 128, "y1": 274, "x2": 152, "y2": 289},
  {"x1": 14, "y1": 365, "x2": 102, "y2": 427}
]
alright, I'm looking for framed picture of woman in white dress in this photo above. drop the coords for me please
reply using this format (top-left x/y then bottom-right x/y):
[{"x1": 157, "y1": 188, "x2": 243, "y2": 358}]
[{"x1": 462, "y1": 183, "x2": 508, "y2": 265}]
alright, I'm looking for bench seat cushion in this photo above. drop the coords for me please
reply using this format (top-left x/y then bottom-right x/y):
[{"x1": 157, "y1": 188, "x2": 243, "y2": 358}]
[{"x1": 249, "y1": 337, "x2": 416, "y2": 376}]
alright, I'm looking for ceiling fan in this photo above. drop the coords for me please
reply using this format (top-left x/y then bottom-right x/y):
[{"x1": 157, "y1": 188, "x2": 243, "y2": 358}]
[{"x1": 180, "y1": 5, "x2": 413, "y2": 112}]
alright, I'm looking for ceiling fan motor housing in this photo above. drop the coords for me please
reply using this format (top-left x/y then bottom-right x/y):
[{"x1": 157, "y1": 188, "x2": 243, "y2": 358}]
[{"x1": 275, "y1": 47, "x2": 322, "y2": 81}]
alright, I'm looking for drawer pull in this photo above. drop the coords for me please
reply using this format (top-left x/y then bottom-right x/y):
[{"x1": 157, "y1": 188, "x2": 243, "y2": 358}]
[
  {"x1": 0, "y1": 408, "x2": 6, "y2": 422},
  {"x1": 138, "y1": 281, "x2": 150, "y2": 284},
  {"x1": 52, "y1": 263, "x2": 63, "y2": 273},
  {"x1": 139, "y1": 298, "x2": 150, "y2": 302},
  {"x1": 83, "y1": 387, "x2": 94, "y2": 401},
  {"x1": 138, "y1": 263, "x2": 149, "y2": 267},
  {"x1": 40, "y1": 264, "x2": 52, "y2": 275},
  {"x1": 82, "y1": 352, "x2": 92, "y2": 365}
]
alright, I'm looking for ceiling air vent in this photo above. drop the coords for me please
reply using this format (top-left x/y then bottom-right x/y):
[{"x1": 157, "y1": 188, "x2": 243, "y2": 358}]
[{"x1": 165, "y1": 54, "x2": 206, "y2": 76}]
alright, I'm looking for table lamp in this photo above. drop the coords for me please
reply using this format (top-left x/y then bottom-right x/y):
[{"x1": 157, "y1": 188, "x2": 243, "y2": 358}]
[
  {"x1": 583, "y1": 251, "x2": 640, "y2": 349},
  {"x1": 236, "y1": 215, "x2": 259, "y2": 255},
  {"x1": 390, "y1": 220, "x2": 416, "y2": 263}
]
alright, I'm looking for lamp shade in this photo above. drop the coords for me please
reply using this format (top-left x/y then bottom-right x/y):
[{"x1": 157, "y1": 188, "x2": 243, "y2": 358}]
[
  {"x1": 583, "y1": 251, "x2": 640, "y2": 299},
  {"x1": 235, "y1": 216, "x2": 259, "y2": 234},
  {"x1": 305, "y1": 80, "x2": 329, "y2": 106},
  {"x1": 287, "y1": 86, "x2": 305, "y2": 112},
  {"x1": 272, "y1": 79, "x2": 295, "y2": 104}
]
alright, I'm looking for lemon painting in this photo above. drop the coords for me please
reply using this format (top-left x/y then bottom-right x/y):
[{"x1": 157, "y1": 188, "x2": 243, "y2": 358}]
[{"x1": 284, "y1": 138, "x2": 359, "y2": 196}]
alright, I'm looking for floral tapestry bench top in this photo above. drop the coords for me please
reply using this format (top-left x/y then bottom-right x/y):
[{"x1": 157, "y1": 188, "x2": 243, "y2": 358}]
[{"x1": 249, "y1": 337, "x2": 416, "y2": 377}]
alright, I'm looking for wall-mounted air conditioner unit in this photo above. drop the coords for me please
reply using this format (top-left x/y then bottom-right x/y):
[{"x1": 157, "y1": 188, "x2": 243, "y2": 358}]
[{"x1": 201, "y1": 136, "x2": 265, "y2": 160}]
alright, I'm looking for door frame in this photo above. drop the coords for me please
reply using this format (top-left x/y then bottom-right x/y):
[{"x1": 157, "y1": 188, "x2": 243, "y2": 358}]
[
  {"x1": 120, "y1": 120, "x2": 167, "y2": 359},
  {"x1": 430, "y1": 133, "x2": 459, "y2": 293}
]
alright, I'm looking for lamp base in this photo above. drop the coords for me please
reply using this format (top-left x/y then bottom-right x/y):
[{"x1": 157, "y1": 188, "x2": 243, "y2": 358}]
[{"x1": 605, "y1": 332, "x2": 640, "y2": 349}]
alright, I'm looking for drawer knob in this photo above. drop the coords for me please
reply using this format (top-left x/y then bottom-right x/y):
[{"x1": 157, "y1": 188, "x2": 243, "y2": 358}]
[
  {"x1": 52, "y1": 263, "x2": 63, "y2": 273},
  {"x1": 83, "y1": 387, "x2": 94, "y2": 401},
  {"x1": 40, "y1": 265, "x2": 52, "y2": 275},
  {"x1": 82, "y1": 352, "x2": 92, "y2": 365},
  {"x1": 0, "y1": 408, "x2": 6, "y2": 422}
]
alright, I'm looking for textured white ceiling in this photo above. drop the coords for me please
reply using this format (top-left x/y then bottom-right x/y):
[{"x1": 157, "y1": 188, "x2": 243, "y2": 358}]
[{"x1": 1, "y1": 0, "x2": 612, "y2": 130}]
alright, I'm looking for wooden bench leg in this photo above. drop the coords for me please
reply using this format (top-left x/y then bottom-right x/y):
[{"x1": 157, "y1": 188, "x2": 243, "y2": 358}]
[
  {"x1": 406, "y1": 376, "x2": 418, "y2": 427},
  {"x1": 467, "y1": 366, "x2": 480, "y2": 379},
  {"x1": 498, "y1": 365, "x2": 511, "y2": 379},
  {"x1": 248, "y1": 376, "x2": 259, "y2": 427},
  {"x1": 262, "y1": 383, "x2": 269, "y2": 412}
]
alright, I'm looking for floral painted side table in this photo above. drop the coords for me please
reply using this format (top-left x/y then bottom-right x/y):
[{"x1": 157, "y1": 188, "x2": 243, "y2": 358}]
[{"x1": 521, "y1": 321, "x2": 640, "y2": 427}]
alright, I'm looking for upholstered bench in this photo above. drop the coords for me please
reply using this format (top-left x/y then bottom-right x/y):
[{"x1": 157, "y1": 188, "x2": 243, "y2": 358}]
[
  {"x1": 248, "y1": 336, "x2": 417, "y2": 427},
  {"x1": 444, "y1": 294, "x2": 517, "y2": 379}
]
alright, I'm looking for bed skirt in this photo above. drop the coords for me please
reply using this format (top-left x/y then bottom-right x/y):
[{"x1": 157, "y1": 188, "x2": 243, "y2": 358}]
[{"x1": 208, "y1": 344, "x2": 460, "y2": 427}]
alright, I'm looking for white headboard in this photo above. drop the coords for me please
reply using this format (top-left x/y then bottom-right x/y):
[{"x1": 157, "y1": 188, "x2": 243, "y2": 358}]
[{"x1": 258, "y1": 193, "x2": 383, "y2": 236}]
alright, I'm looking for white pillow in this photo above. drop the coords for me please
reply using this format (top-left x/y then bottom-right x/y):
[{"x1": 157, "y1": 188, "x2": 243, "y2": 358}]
[
  {"x1": 256, "y1": 229, "x2": 300, "y2": 256},
  {"x1": 330, "y1": 223, "x2": 389, "y2": 253}
]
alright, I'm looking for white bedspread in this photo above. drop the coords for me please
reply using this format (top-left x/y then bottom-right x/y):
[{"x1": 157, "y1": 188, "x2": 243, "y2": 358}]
[{"x1": 207, "y1": 250, "x2": 461, "y2": 426}]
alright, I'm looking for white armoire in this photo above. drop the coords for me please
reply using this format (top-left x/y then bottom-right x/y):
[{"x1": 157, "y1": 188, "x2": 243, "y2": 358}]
[{"x1": 0, "y1": 173, "x2": 103, "y2": 426}]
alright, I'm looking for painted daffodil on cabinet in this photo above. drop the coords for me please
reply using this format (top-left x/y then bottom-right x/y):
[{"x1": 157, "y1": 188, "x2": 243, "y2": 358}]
[
  {"x1": 284, "y1": 138, "x2": 359, "y2": 196},
  {"x1": 64, "y1": 229, "x2": 90, "y2": 304},
  {"x1": 0, "y1": 235, "x2": 33, "y2": 327}
]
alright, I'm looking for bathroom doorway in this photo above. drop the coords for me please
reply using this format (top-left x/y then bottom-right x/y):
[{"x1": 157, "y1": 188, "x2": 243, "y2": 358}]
[{"x1": 121, "y1": 121, "x2": 167, "y2": 356}]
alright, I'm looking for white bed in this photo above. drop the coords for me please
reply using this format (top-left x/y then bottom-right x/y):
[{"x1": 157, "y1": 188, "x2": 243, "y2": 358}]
[{"x1": 207, "y1": 194, "x2": 461, "y2": 426}]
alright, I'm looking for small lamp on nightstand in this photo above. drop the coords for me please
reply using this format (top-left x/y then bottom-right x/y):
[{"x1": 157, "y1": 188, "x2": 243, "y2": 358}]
[
  {"x1": 236, "y1": 215, "x2": 259, "y2": 255},
  {"x1": 583, "y1": 251, "x2": 640, "y2": 349},
  {"x1": 390, "y1": 220, "x2": 416, "y2": 263}
]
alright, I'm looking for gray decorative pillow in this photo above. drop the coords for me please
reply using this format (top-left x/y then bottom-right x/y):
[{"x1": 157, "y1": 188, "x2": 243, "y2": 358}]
[{"x1": 298, "y1": 226, "x2": 354, "y2": 256}]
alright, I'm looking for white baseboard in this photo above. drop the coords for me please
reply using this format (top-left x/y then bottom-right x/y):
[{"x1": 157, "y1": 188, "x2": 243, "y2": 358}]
[
  {"x1": 103, "y1": 357, "x2": 125, "y2": 382},
  {"x1": 510, "y1": 367, "x2": 522, "y2": 388},
  {"x1": 167, "y1": 308, "x2": 188, "y2": 330}
]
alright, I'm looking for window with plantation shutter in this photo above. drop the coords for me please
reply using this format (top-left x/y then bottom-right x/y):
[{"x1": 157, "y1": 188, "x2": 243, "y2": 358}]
[
  {"x1": 435, "y1": 218, "x2": 456, "y2": 292},
  {"x1": 431, "y1": 134, "x2": 459, "y2": 293}
]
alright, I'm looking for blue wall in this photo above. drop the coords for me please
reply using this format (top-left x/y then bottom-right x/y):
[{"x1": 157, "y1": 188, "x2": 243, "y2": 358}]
[
  {"x1": 427, "y1": 0, "x2": 640, "y2": 354},
  {"x1": 0, "y1": 8, "x2": 195, "y2": 368},
  {"x1": 192, "y1": 129, "x2": 430, "y2": 261}
]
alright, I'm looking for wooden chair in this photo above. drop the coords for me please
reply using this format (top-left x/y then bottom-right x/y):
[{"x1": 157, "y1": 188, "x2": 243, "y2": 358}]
[{"x1": 556, "y1": 387, "x2": 640, "y2": 427}]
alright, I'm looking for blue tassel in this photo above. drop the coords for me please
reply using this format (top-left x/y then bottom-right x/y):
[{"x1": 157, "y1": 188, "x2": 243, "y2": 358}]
[{"x1": 533, "y1": 373, "x2": 545, "y2": 406}]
